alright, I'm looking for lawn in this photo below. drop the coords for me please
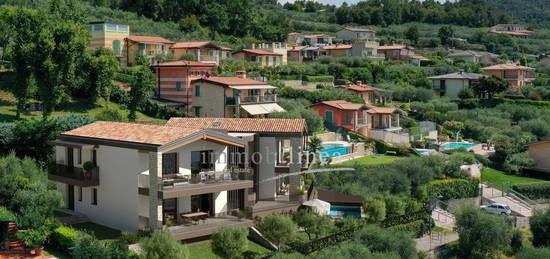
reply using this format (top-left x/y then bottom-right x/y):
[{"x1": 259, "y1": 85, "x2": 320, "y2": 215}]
[
  {"x1": 0, "y1": 90, "x2": 165, "y2": 124},
  {"x1": 481, "y1": 168, "x2": 548, "y2": 191},
  {"x1": 187, "y1": 240, "x2": 271, "y2": 259},
  {"x1": 70, "y1": 222, "x2": 122, "y2": 240},
  {"x1": 338, "y1": 155, "x2": 405, "y2": 166}
]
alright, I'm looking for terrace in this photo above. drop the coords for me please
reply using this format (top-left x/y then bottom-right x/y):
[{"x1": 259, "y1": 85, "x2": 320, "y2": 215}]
[
  {"x1": 48, "y1": 163, "x2": 100, "y2": 187},
  {"x1": 167, "y1": 215, "x2": 254, "y2": 241}
]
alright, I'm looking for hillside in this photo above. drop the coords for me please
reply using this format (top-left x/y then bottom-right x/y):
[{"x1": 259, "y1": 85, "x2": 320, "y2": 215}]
[{"x1": 492, "y1": 0, "x2": 550, "y2": 24}]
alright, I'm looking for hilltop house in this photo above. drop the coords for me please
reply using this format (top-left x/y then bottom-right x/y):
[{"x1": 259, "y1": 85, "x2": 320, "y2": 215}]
[
  {"x1": 309, "y1": 100, "x2": 409, "y2": 146},
  {"x1": 428, "y1": 72, "x2": 482, "y2": 98},
  {"x1": 336, "y1": 27, "x2": 376, "y2": 41},
  {"x1": 250, "y1": 43, "x2": 288, "y2": 65},
  {"x1": 321, "y1": 44, "x2": 352, "y2": 57},
  {"x1": 342, "y1": 81, "x2": 391, "y2": 104},
  {"x1": 351, "y1": 40, "x2": 385, "y2": 61},
  {"x1": 447, "y1": 50, "x2": 499, "y2": 64},
  {"x1": 481, "y1": 63, "x2": 535, "y2": 91},
  {"x1": 232, "y1": 49, "x2": 284, "y2": 67},
  {"x1": 169, "y1": 41, "x2": 232, "y2": 65},
  {"x1": 377, "y1": 45, "x2": 428, "y2": 65},
  {"x1": 48, "y1": 118, "x2": 309, "y2": 240},
  {"x1": 527, "y1": 141, "x2": 550, "y2": 173},
  {"x1": 288, "y1": 32, "x2": 335, "y2": 46},
  {"x1": 189, "y1": 72, "x2": 284, "y2": 118},
  {"x1": 125, "y1": 36, "x2": 174, "y2": 66},
  {"x1": 490, "y1": 24, "x2": 531, "y2": 38},
  {"x1": 87, "y1": 21, "x2": 129, "y2": 63}
]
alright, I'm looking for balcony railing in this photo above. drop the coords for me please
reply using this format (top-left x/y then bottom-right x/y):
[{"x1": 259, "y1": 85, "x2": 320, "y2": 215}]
[
  {"x1": 160, "y1": 168, "x2": 253, "y2": 189},
  {"x1": 240, "y1": 94, "x2": 277, "y2": 104},
  {"x1": 48, "y1": 164, "x2": 99, "y2": 187},
  {"x1": 198, "y1": 55, "x2": 219, "y2": 62}
]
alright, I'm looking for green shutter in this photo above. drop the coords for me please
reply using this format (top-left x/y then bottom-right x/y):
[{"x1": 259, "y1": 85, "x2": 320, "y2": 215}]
[
  {"x1": 138, "y1": 43, "x2": 145, "y2": 52},
  {"x1": 176, "y1": 82, "x2": 181, "y2": 90},
  {"x1": 112, "y1": 40, "x2": 121, "y2": 55},
  {"x1": 195, "y1": 85, "x2": 201, "y2": 96}
]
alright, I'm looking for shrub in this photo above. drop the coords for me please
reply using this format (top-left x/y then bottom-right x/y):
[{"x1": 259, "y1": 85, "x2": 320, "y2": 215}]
[
  {"x1": 16, "y1": 228, "x2": 49, "y2": 248},
  {"x1": 140, "y1": 230, "x2": 189, "y2": 259},
  {"x1": 512, "y1": 182, "x2": 550, "y2": 200},
  {"x1": 71, "y1": 232, "x2": 106, "y2": 259},
  {"x1": 293, "y1": 209, "x2": 335, "y2": 240},
  {"x1": 529, "y1": 208, "x2": 550, "y2": 247},
  {"x1": 140, "y1": 100, "x2": 193, "y2": 120},
  {"x1": 427, "y1": 179, "x2": 479, "y2": 201},
  {"x1": 355, "y1": 225, "x2": 417, "y2": 259},
  {"x1": 303, "y1": 75, "x2": 334, "y2": 82},
  {"x1": 0, "y1": 206, "x2": 15, "y2": 220},
  {"x1": 516, "y1": 247, "x2": 550, "y2": 259},
  {"x1": 83, "y1": 161, "x2": 95, "y2": 171},
  {"x1": 211, "y1": 225, "x2": 248, "y2": 259},
  {"x1": 387, "y1": 218, "x2": 434, "y2": 238},
  {"x1": 52, "y1": 226, "x2": 80, "y2": 250},
  {"x1": 119, "y1": 231, "x2": 140, "y2": 245},
  {"x1": 258, "y1": 214, "x2": 297, "y2": 248}
]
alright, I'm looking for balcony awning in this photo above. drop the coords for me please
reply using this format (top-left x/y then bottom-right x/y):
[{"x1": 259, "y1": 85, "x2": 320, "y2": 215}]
[
  {"x1": 47, "y1": 140, "x2": 96, "y2": 150},
  {"x1": 241, "y1": 103, "x2": 285, "y2": 115},
  {"x1": 229, "y1": 85, "x2": 276, "y2": 90}
]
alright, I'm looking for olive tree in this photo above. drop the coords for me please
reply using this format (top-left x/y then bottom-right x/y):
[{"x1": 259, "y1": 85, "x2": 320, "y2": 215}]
[
  {"x1": 258, "y1": 214, "x2": 297, "y2": 249},
  {"x1": 140, "y1": 230, "x2": 189, "y2": 259},
  {"x1": 211, "y1": 225, "x2": 248, "y2": 258}
]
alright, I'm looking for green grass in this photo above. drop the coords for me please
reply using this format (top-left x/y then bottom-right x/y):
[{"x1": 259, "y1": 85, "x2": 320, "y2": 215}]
[
  {"x1": 481, "y1": 168, "x2": 548, "y2": 191},
  {"x1": 70, "y1": 222, "x2": 122, "y2": 241},
  {"x1": 338, "y1": 155, "x2": 405, "y2": 166},
  {"x1": 187, "y1": 240, "x2": 271, "y2": 259},
  {"x1": 0, "y1": 90, "x2": 165, "y2": 124},
  {"x1": 53, "y1": 210, "x2": 72, "y2": 218}
]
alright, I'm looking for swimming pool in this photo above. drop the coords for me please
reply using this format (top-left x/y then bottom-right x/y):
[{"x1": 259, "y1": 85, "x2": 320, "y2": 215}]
[
  {"x1": 440, "y1": 142, "x2": 479, "y2": 150},
  {"x1": 416, "y1": 149, "x2": 430, "y2": 155},
  {"x1": 329, "y1": 205, "x2": 362, "y2": 218},
  {"x1": 320, "y1": 143, "x2": 349, "y2": 159}
]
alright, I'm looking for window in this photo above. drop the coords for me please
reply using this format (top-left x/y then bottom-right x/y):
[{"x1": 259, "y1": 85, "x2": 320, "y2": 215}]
[
  {"x1": 344, "y1": 112, "x2": 351, "y2": 124},
  {"x1": 176, "y1": 82, "x2": 182, "y2": 91},
  {"x1": 86, "y1": 25, "x2": 93, "y2": 31},
  {"x1": 77, "y1": 148, "x2": 82, "y2": 164},
  {"x1": 91, "y1": 188, "x2": 97, "y2": 205},
  {"x1": 273, "y1": 56, "x2": 277, "y2": 64},
  {"x1": 78, "y1": 187, "x2": 82, "y2": 202},
  {"x1": 118, "y1": 24, "x2": 128, "y2": 32},
  {"x1": 106, "y1": 24, "x2": 116, "y2": 32},
  {"x1": 251, "y1": 56, "x2": 257, "y2": 62},
  {"x1": 194, "y1": 107, "x2": 201, "y2": 117},
  {"x1": 266, "y1": 56, "x2": 270, "y2": 65},
  {"x1": 195, "y1": 85, "x2": 201, "y2": 96},
  {"x1": 112, "y1": 40, "x2": 121, "y2": 55},
  {"x1": 93, "y1": 24, "x2": 103, "y2": 32}
]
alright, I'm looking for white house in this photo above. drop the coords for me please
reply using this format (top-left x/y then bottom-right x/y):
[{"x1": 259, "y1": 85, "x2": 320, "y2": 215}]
[
  {"x1": 336, "y1": 27, "x2": 376, "y2": 41},
  {"x1": 447, "y1": 50, "x2": 499, "y2": 64},
  {"x1": 427, "y1": 72, "x2": 482, "y2": 98}
]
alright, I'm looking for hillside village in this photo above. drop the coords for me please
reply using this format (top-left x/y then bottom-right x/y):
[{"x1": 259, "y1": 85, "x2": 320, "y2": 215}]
[{"x1": 1, "y1": 0, "x2": 550, "y2": 259}]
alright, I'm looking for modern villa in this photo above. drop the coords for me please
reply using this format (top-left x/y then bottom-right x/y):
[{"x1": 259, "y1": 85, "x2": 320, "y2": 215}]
[{"x1": 48, "y1": 118, "x2": 308, "y2": 240}]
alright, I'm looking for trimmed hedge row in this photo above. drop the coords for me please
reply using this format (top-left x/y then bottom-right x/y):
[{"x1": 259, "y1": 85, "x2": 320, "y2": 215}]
[
  {"x1": 512, "y1": 182, "x2": 550, "y2": 200},
  {"x1": 303, "y1": 75, "x2": 334, "y2": 82},
  {"x1": 51, "y1": 226, "x2": 80, "y2": 250},
  {"x1": 387, "y1": 218, "x2": 434, "y2": 238},
  {"x1": 382, "y1": 209, "x2": 430, "y2": 228},
  {"x1": 371, "y1": 138, "x2": 420, "y2": 156},
  {"x1": 427, "y1": 178, "x2": 479, "y2": 201}
]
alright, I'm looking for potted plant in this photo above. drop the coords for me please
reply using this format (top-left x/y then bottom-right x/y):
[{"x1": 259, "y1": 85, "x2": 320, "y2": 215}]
[
  {"x1": 297, "y1": 186, "x2": 307, "y2": 203},
  {"x1": 83, "y1": 161, "x2": 95, "y2": 179},
  {"x1": 232, "y1": 209, "x2": 246, "y2": 221},
  {"x1": 16, "y1": 228, "x2": 48, "y2": 256}
]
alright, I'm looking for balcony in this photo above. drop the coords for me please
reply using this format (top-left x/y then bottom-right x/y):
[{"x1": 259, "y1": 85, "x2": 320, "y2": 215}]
[
  {"x1": 198, "y1": 55, "x2": 219, "y2": 63},
  {"x1": 139, "y1": 168, "x2": 254, "y2": 199},
  {"x1": 240, "y1": 94, "x2": 277, "y2": 104},
  {"x1": 48, "y1": 164, "x2": 99, "y2": 187}
]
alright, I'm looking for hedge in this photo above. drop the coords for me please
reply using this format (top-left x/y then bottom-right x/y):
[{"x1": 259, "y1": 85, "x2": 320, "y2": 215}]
[
  {"x1": 303, "y1": 75, "x2": 334, "y2": 82},
  {"x1": 52, "y1": 226, "x2": 80, "y2": 250},
  {"x1": 0, "y1": 206, "x2": 16, "y2": 221},
  {"x1": 370, "y1": 138, "x2": 420, "y2": 156},
  {"x1": 387, "y1": 218, "x2": 434, "y2": 238},
  {"x1": 382, "y1": 209, "x2": 430, "y2": 228},
  {"x1": 512, "y1": 182, "x2": 550, "y2": 200},
  {"x1": 427, "y1": 178, "x2": 479, "y2": 201}
]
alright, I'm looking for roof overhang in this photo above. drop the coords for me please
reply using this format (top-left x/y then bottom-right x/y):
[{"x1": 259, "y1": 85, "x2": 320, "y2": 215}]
[
  {"x1": 241, "y1": 103, "x2": 285, "y2": 115},
  {"x1": 229, "y1": 85, "x2": 275, "y2": 90},
  {"x1": 47, "y1": 140, "x2": 96, "y2": 150}
]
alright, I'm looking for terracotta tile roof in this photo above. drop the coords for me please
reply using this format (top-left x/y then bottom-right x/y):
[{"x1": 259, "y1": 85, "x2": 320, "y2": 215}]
[
  {"x1": 194, "y1": 77, "x2": 268, "y2": 86},
  {"x1": 153, "y1": 60, "x2": 216, "y2": 67},
  {"x1": 61, "y1": 121, "x2": 201, "y2": 146},
  {"x1": 303, "y1": 33, "x2": 334, "y2": 38},
  {"x1": 313, "y1": 100, "x2": 368, "y2": 110},
  {"x1": 170, "y1": 41, "x2": 226, "y2": 49},
  {"x1": 366, "y1": 106, "x2": 399, "y2": 114},
  {"x1": 235, "y1": 49, "x2": 282, "y2": 56},
  {"x1": 220, "y1": 47, "x2": 233, "y2": 51},
  {"x1": 481, "y1": 64, "x2": 534, "y2": 70},
  {"x1": 126, "y1": 36, "x2": 174, "y2": 44},
  {"x1": 287, "y1": 45, "x2": 308, "y2": 51},
  {"x1": 407, "y1": 55, "x2": 428, "y2": 60},
  {"x1": 165, "y1": 118, "x2": 307, "y2": 133},
  {"x1": 378, "y1": 45, "x2": 412, "y2": 50},
  {"x1": 346, "y1": 84, "x2": 379, "y2": 92},
  {"x1": 322, "y1": 44, "x2": 352, "y2": 50},
  {"x1": 341, "y1": 27, "x2": 375, "y2": 33}
]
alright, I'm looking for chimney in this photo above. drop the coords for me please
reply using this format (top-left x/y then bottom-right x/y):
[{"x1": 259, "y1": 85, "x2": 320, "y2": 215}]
[
  {"x1": 236, "y1": 70, "x2": 246, "y2": 79},
  {"x1": 356, "y1": 80, "x2": 362, "y2": 85}
]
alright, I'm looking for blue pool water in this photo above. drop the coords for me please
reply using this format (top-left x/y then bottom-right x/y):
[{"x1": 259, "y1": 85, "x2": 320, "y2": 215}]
[
  {"x1": 416, "y1": 149, "x2": 430, "y2": 155},
  {"x1": 329, "y1": 206, "x2": 362, "y2": 218},
  {"x1": 320, "y1": 143, "x2": 349, "y2": 159},
  {"x1": 440, "y1": 142, "x2": 478, "y2": 149}
]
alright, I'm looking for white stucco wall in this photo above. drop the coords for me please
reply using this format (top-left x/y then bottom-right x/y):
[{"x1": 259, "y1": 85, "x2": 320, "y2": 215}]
[
  {"x1": 191, "y1": 83, "x2": 225, "y2": 117},
  {"x1": 214, "y1": 191, "x2": 228, "y2": 214},
  {"x1": 432, "y1": 79, "x2": 471, "y2": 99}
]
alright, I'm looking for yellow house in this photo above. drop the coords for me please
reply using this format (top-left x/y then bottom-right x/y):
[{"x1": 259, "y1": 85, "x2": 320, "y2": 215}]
[
  {"x1": 87, "y1": 21, "x2": 130, "y2": 63},
  {"x1": 125, "y1": 36, "x2": 174, "y2": 66},
  {"x1": 232, "y1": 49, "x2": 284, "y2": 67}
]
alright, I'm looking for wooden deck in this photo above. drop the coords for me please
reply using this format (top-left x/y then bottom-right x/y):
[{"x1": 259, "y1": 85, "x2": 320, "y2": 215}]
[{"x1": 167, "y1": 216, "x2": 253, "y2": 241}]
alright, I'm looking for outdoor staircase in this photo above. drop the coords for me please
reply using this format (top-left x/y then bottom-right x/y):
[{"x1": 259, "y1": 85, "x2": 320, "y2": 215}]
[
  {"x1": 431, "y1": 207, "x2": 456, "y2": 228},
  {"x1": 6, "y1": 222, "x2": 25, "y2": 252}
]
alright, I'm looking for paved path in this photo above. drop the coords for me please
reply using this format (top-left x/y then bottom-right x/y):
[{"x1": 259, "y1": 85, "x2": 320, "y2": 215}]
[
  {"x1": 432, "y1": 208, "x2": 455, "y2": 228},
  {"x1": 481, "y1": 184, "x2": 533, "y2": 217},
  {"x1": 415, "y1": 232, "x2": 459, "y2": 252}
]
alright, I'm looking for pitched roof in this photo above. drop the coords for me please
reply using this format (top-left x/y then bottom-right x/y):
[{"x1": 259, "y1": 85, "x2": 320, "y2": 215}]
[
  {"x1": 312, "y1": 100, "x2": 368, "y2": 110},
  {"x1": 152, "y1": 60, "x2": 216, "y2": 67},
  {"x1": 447, "y1": 50, "x2": 498, "y2": 58},
  {"x1": 378, "y1": 44, "x2": 412, "y2": 50},
  {"x1": 341, "y1": 27, "x2": 375, "y2": 33},
  {"x1": 346, "y1": 84, "x2": 380, "y2": 92},
  {"x1": 170, "y1": 41, "x2": 224, "y2": 49},
  {"x1": 126, "y1": 36, "x2": 174, "y2": 44},
  {"x1": 366, "y1": 106, "x2": 399, "y2": 114},
  {"x1": 303, "y1": 33, "x2": 334, "y2": 38},
  {"x1": 234, "y1": 49, "x2": 282, "y2": 56},
  {"x1": 428, "y1": 72, "x2": 482, "y2": 80},
  {"x1": 165, "y1": 118, "x2": 307, "y2": 134},
  {"x1": 61, "y1": 121, "x2": 201, "y2": 146},
  {"x1": 287, "y1": 45, "x2": 308, "y2": 51},
  {"x1": 193, "y1": 77, "x2": 269, "y2": 86},
  {"x1": 316, "y1": 188, "x2": 363, "y2": 205},
  {"x1": 322, "y1": 44, "x2": 352, "y2": 50},
  {"x1": 481, "y1": 64, "x2": 534, "y2": 70}
]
